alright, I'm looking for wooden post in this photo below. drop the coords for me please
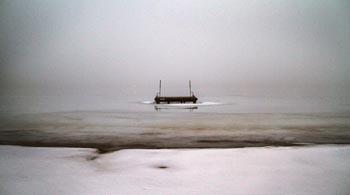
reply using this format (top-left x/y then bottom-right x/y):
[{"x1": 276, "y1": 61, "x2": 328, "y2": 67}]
[
  {"x1": 189, "y1": 80, "x2": 192, "y2": 96},
  {"x1": 159, "y1": 80, "x2": 162, "y2": 97}
]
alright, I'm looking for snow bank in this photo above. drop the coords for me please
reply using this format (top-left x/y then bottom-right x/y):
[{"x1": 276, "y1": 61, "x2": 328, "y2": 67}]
[{"x1": 1, "y1": 145, "x2": 350, "y2": 195}]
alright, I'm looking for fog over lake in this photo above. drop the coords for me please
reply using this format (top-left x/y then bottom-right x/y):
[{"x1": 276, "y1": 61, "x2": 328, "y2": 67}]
[
  {"x1": 0, "y1": 0, "x2": 349, "y2": 145},
  {"x1": 1, "y1": 0, "x2": 349, "y2": 100}
]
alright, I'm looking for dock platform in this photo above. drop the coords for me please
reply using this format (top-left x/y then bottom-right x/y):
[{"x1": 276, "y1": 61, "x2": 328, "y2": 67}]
[
  {"x1": 154, "y1": 96, "x2": 197, "y2": 104},
  {"x1": 154, "y1": 80, "x2": 198, "y2": 104}
]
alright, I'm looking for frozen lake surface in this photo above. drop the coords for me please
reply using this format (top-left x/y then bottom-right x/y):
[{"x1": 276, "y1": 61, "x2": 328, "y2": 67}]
[{"x1": 0, "y1": 94, "x2": 350, "y2": 150}]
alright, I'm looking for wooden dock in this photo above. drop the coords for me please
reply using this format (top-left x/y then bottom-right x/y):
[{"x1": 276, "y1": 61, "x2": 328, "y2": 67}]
[{"x1": 154, "y1": 80, "x2": 198, "y2": 104}]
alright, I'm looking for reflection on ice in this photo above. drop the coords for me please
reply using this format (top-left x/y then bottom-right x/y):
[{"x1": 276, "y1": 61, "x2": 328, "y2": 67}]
[
  {"x1": 141, "y1": 100, "x2": 222, "y2": 111},
  {"x1": 154, "y1": 105, "x2": 198, "y2": 111}
]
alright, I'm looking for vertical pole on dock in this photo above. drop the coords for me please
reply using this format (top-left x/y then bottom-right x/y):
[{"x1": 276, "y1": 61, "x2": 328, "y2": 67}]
[
  {"x1": 159, "y1": 80, "x2": 162, "y2": 97},
  {"x1": 189, "y1": 80, "x2": 192, "y2": 96}
]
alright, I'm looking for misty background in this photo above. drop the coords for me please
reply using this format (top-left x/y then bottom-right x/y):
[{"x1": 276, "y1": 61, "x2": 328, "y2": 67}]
[{"x1": 1, "y1": 0, "x2": 349, "y2": 99}]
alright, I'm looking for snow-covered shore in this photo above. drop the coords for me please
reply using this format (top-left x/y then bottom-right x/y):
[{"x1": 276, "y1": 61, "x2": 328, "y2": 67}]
[{"x1": 1, "y1": 145, "x2": 349, "y2": 195}]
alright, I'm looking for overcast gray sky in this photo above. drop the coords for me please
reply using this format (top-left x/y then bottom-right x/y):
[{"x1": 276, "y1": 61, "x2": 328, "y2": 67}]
[{"x1": 1, "y1": 0, "x2": 349, "y2": 96}]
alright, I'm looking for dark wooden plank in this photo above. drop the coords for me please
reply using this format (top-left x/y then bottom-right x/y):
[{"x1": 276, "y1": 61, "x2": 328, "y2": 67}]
[{"x1": 154, "y1": 96, "x2": 198, "y2": 104}]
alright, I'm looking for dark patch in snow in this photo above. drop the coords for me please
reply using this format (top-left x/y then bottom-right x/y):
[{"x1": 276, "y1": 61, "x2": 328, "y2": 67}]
[
  {"x1": 156, "y1": 165, "x2": 168, "y2": 169},
  {"x1": 86, "y1": 155, "x2": 98, "y2": 161}
]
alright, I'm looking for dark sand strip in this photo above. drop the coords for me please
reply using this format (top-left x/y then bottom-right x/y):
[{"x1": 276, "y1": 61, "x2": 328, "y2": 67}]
[
  {"x1": 1, "y1": 112, "x2": 350, "y2": 152},
  {"x1": 1, "y1": 131, "x2": 350, "y2": 153}
]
